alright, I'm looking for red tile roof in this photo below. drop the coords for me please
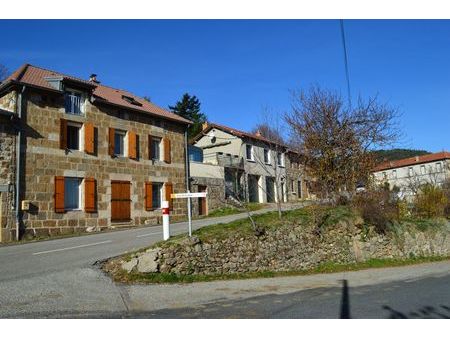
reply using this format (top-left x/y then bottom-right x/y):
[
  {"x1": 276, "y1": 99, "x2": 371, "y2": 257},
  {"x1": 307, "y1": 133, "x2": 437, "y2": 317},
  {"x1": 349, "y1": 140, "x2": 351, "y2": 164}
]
[
  {"x1": 1, "y1": 64, "x2": 191, "y2": 125},
  {"x1": 194, "y1": 122, "x2": 286, "y2": 148},
  {"x1": 373, "y1": 151, "x2": 450, "y2": 171}
]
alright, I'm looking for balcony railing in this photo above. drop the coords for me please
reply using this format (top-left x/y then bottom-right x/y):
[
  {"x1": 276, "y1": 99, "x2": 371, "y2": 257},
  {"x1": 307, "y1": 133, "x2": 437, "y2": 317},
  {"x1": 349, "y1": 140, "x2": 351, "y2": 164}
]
[
  {"x1": 216, "y1": 153, "x2": 244, "y2": 168},
  {"x1": 65, "y1": 93, "x2": 83, "y2": 115}
]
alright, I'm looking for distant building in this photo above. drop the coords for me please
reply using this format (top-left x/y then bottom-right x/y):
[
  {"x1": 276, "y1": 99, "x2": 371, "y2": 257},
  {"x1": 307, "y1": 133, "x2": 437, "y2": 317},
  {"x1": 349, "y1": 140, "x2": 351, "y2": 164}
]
[{"x1": 372, "y1": 151, "x2": 450, "y2": 199}]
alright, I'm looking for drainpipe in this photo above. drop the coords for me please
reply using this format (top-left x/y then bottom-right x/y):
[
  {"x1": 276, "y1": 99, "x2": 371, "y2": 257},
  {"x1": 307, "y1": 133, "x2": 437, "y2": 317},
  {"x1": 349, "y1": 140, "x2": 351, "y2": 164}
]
[{"x1": 15, "y1": 86, "x2": 25, "y2": 241}]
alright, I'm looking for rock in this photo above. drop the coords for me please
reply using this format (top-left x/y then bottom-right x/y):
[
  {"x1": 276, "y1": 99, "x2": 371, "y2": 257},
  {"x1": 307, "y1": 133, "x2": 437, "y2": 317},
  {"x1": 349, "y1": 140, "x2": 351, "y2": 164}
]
[
  {"x1": 86, "y1": 226, "x2": 96, "y2": 233},
  {"x1": 137, "y1": 251, "x2": 159, "y2": 273},
  {"x1": 121, "y1": 258, "x2": 138, "y2": 273}
]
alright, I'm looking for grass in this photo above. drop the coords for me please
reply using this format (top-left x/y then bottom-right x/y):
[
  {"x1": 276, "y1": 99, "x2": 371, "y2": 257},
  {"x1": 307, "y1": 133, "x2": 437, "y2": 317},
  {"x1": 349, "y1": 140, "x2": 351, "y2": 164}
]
[
  {"x1": 203, "y1": 203, "x2": 266, "y2": 218},
  {"x1": 109, "y1": 255, "x2": 450, "y2": 284}
]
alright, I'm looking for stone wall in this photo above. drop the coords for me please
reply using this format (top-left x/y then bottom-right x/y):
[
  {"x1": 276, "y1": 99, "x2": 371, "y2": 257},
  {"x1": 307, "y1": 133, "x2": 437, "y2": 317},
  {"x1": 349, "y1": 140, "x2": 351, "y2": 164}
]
[
  {"x1": 0, "y1": 88, "x2": 188, "y2": 240},
  {"x1": 130, "y1": 218, "x2": 450, "y2": 275},
  {"x1": 190, "y1": 176, "x2": 225, "y2": 216},
  {"x1": 0, "y1": 113, "x2": 17, "y2": 242}
]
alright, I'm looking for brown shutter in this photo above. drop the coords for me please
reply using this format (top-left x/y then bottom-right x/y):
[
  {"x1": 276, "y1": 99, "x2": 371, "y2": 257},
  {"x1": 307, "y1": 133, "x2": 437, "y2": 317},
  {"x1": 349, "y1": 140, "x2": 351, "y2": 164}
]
[
  {"x1": 163, "y1": 137, "x2": 171, "y2": 164},
  {"x1": 128, "y1": 131, "x2": 137, "y2": 160},
  {"x1": 84, "y1": 122, "x2": 95, "y2": 155},
  {"x1": 60, "y1": 119, "x2": 67, "y2": 150},
  {"x1": 108, "y1": 128, "x2": 115, "y2": 156},
  {"x1": 84, "y1": 177, "x2": 96, "y2": 213},
  {"x1": 54, "y1": 176, "x2": 65, "y2": 213},
  {"x1": 145, "y1": 181, "x2": 153, "y2": 211},
  {"x1": 148, "y1": 135, "x2": 153, "y2": 160},
  {"x1": 165, "y1": 182, "x2": 173, "y2": 210}
]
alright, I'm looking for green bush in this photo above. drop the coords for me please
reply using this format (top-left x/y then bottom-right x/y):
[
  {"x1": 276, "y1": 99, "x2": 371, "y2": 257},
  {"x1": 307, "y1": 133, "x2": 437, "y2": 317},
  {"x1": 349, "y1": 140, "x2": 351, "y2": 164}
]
[{"x1": 413, "y1": 184, "x2": 448, "y2": 218}]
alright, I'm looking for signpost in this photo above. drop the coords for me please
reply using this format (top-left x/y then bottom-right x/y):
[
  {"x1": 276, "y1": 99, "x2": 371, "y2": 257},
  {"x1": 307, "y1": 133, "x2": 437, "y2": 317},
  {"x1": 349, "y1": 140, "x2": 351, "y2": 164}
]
[{"x1": 171, "y1": 190, "x2": 207, "y2": 237}]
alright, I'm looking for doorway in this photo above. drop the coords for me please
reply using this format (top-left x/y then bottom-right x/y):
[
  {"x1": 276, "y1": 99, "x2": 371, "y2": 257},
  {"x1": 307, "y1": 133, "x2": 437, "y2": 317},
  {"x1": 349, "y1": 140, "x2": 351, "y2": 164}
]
[
  {"x1": 111, "y1": 180, "x2": 131, "y2": 222},
  {"x1": 198, "y1": 185, "x2": 207, "y2": 216}
]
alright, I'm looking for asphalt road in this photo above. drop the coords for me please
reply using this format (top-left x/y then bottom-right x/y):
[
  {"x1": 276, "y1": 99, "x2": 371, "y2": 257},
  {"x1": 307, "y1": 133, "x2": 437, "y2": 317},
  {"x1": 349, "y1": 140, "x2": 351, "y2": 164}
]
[{"x1": 0, "y1": 203, "x2": 449, "y2": 318}]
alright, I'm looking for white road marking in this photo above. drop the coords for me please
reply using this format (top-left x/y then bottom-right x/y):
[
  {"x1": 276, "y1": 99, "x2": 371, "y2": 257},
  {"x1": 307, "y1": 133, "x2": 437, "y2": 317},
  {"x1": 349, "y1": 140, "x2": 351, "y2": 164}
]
[
  {"x1": 32, "y1": 240, "x2": 112, "y2": 255},
  {"x1": 136, "y1": 231, "x2": 163, "y2": 238}
]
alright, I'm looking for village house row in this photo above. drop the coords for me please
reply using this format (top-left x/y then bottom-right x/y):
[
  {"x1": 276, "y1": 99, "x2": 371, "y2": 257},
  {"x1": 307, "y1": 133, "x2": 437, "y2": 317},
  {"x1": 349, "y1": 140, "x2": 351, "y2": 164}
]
[{"x1": 0, "y1": 64, "x2": 313, "y2": 242}]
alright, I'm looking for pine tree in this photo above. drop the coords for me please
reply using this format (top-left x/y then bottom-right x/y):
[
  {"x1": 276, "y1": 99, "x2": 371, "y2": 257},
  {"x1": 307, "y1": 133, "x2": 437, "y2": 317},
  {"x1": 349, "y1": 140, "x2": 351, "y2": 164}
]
[{"x1": 169, "y1": 93, "x2": 207, "y2": 139}]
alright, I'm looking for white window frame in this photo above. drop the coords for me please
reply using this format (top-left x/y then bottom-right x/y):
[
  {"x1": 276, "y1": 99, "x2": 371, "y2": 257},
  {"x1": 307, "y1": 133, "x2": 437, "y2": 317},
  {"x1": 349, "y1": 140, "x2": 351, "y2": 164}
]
[
  {"x1": 151, "y1": 136, "x2": 162, "y2": 161},
  {"x1": 277, "y1": 152, "x2": 285, "y2": 167},
  {"x1": 263, "y1": 148, "x2": 271, "y2": 164},
  {"x1": 420, "y1": 165, "x2": 425, "y2": 175},
  {"x1": 64, "y1": 88, "x2": 85, "y2": 116},
  {"x1": 408, "y1": 167, "x2": 413, "y2": 177},
  {"x1": 152, "y1": 182, "x2": 163, "y2": 209},
  {"x1": 246, "y1": 144, "x2": 255, "y2": 161},
  {"x1": 392, "y1": 170, "x2": 397, "y2": 179},
  {"x1": 66, "y1": 121, "x2": 83, "y2": 151},
  {"x1": 64, "y1": 177, "x2": 82, "y2": 211},
  {"x1": 114, "y1": 130, "x2": 126, "y2": 157},
  {"x1": 436, "y1": 162, "x2": 442, "y2": 172}
]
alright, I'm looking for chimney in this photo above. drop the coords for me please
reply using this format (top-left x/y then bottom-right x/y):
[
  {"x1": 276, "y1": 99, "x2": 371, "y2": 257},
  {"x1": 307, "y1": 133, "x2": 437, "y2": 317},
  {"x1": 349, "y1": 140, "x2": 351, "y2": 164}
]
[
  {"x1": 415, "y1": 156, "x2": 420, "y2": 162},
  {"x1": 202, "y1": 122, "x2": 208, "y2": 131},
  {"x1": 255, "y1": 130, "x2": 262, "y2": 137},
  {"x1": 89, "y1": 73, "x2": 100, "y2": 84}
]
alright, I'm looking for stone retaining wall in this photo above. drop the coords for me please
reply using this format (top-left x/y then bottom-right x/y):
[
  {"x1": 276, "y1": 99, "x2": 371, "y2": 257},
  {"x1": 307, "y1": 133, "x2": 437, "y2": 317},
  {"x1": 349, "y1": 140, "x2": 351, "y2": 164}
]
[{"x1": 122, "y1": 217, "x2": 450, "y2": 275}]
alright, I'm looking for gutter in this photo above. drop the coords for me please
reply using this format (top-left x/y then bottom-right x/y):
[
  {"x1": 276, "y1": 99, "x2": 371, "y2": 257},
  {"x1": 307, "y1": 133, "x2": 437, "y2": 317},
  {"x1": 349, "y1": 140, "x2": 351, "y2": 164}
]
[{"x1": 15, "y1": 86, "x2": 26, "y2": 241}]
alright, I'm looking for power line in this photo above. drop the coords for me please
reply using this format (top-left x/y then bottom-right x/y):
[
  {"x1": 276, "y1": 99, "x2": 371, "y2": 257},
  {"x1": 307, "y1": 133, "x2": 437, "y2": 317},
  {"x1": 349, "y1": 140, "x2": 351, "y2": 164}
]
[{"x1": 340, "y1": 19, "x2": 352, "y2": 108}]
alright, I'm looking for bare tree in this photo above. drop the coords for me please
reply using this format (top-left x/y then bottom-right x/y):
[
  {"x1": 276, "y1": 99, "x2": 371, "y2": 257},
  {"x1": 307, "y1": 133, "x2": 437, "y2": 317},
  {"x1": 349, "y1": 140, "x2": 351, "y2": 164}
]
[
  {"x1": 0, "y1": 64, "x2": 9, "y2": 82},
  {"x1": 285, "y1": 86, "x2": 400, "y2": 202},
  {"x1": 249, "y1": 110, "x2": 288, "y2": 219}
]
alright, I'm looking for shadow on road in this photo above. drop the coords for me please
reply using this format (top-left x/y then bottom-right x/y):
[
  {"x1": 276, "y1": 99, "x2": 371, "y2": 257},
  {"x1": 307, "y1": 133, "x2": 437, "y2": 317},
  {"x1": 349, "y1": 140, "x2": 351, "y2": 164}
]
[
  {"x1": 382, "y1": 305, "x2": 450, "y2": 319},
  {"x1": 340, "y1": 279, "x2": 351, "y2": 319}
]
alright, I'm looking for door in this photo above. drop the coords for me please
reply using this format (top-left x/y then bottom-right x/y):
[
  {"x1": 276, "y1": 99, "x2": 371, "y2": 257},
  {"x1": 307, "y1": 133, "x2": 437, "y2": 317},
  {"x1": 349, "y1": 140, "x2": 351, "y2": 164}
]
[
  {"x1": 198, "y1": 185, "x2": 207, "y2": 216},
  {"x1": 111, "y1": 180, "x2": 131, "y2": 222},
  {"x1": 248, "y1": 175, "x2": 260, "y2": 203},
  {"x1": 266, "y1": 177, "x2": 275, "y2": 203}
]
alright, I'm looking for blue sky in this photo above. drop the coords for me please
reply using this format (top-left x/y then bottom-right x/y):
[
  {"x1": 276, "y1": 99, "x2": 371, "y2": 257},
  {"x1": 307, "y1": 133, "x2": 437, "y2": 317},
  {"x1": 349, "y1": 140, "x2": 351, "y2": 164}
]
[{"x1": 1, "y1": 19, "x2": 449, "y2": 152}]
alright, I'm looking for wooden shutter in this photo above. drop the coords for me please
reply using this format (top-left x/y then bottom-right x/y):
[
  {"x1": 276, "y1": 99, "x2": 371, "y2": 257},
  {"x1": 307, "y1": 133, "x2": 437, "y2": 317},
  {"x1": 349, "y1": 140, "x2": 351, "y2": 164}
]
[
  {"x1": 84, "y1": 122, "x2": 95, "y2": 155},
  {"x1": 145, "y1": 181, "x2": 153, "y2": 211},
  {"x1": 165, "y1": 182, "x2": 173, "y2": 210},
  {"x1": 128, "y1": 131, "x2": 137, "y2": 160},
  {"x1": 60, "y1": 119, "x2": 67, "y2": 150},
  {"x1": 84, "y1": 177, "x2": 96, "y2": 213},
  {"x1": 54, "y1": 176, "x2": 65, "y2": 213},
  {"x1": 163, "y1": 137, "x2": 171, "y2": 164},
  {"x1": 148, "y1": 135, "x2": 153, "y2": 160},
  {"x1": 108, "y1": 128, "x2": 115, "y2": 156}
]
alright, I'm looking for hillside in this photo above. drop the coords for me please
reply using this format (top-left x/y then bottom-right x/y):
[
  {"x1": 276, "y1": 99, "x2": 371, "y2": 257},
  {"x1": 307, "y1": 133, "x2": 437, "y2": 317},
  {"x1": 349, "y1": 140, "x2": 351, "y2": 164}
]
[{"x1": 373, "y1": 148, "x2": 431, "y2": 163}]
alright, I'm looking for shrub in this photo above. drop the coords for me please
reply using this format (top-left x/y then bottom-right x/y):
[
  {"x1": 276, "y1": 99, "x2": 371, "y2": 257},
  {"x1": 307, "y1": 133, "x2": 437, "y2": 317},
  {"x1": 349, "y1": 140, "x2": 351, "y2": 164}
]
[
  {"x1": 413, "y1": 184, "x2": 448, "y2": 218},
  {"x1": 352, "y1": 186, "x2": 400, "y2": 233}
]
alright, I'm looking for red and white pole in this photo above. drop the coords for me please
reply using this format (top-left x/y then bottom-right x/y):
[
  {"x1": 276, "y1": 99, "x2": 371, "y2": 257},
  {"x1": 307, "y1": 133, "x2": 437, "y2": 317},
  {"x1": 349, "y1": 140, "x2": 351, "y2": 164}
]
[{"x1": 162, "y1": 200, "x2": 170, "y2": 240}]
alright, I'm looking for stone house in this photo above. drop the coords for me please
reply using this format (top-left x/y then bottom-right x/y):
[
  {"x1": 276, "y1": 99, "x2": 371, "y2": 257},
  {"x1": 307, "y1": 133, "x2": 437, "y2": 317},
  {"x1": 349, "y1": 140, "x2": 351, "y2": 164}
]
[
  {"x1": 372, "y1": 151, "x2": 450, "y2": 199},
  {"x1": 191, "y1": 122, "x2": 289, "y2": 207},
  {"x1": 0, "y1": 64, "x2": 191, "y2": 241},
  {"x1": 285, "y1": 150, "x2": 313, "y2": 201}
]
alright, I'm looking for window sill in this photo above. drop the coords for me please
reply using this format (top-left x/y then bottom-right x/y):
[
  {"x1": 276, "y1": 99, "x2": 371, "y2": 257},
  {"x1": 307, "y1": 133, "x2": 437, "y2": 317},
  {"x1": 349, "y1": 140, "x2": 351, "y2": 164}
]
[
  {"x1": 64, "y1": 208, "x2": 82, "y2": 212},
  {"x1": 246, "y1": 159, "x2": 255, "y2": 162}
]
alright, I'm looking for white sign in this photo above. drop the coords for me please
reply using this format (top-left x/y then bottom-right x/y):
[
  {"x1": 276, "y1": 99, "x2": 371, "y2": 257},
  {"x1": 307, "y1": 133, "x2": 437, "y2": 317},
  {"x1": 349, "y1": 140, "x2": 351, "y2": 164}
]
[{"x1": 171, "y1": 192, "x2": 207, "y2": 199}]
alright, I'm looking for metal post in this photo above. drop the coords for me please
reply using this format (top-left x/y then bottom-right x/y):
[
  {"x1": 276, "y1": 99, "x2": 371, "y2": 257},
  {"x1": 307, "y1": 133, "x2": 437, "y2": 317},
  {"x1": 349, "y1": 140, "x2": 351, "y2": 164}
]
[
  {"x1": 162, "y1": 200, "x2": 170, "y2": 240},
  {"x1": 187, "y1": 192, "x2": 192, "y2": 237}
]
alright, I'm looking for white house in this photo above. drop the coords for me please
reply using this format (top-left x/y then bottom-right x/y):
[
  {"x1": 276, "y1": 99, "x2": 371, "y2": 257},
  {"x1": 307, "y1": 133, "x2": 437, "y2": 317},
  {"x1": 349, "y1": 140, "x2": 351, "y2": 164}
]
[{"x1": 372, "y1": 151, "x2": 450, "y2": 199}]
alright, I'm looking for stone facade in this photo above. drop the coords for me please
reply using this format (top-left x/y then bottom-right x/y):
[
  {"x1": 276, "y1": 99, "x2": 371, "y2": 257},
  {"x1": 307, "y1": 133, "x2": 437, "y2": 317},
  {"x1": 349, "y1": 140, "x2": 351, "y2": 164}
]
[
  {"x1": 132, "y1": 217, "x2": 449, "y2": 276},
  {"x1": 285, "y1": 151, "x2": 313, "y2": 202},
  {"x1": 0, "y1": 86, "x2": 188, "y2": 241},
  {"x1": 0, "y1": 91, "x2": 17, "y2": 242},
  {"x1": 190, "y1": 176, "x2": 225, "y2": 216}
]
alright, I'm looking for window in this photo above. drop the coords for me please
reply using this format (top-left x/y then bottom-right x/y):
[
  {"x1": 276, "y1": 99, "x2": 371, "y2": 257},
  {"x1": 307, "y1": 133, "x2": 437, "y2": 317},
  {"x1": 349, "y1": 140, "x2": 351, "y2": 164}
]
[
  {"x1": 291, "y1": 179, "x2": 295, "y2": 192},
  {"x1": 392, "y1": 170, "x2": 397, "y2": 179},
  {"x1": 408, "y1": 167, "x2": 413, "y2": 177},
  {"x1": 277, "y1": 152, "x2": 284, "y2": 166},
  {"x1": 298, "y1": 180, "x2": 302, "y2": 198},
  {"x1": 151, "y1": 137, "x2": 161, "y2": 160},
  {"x1": 64, "y1": 91, "x2": 83, "y2": 115},
  {"x1": 152, "y1": 183, "x2": 163, "y2": 209},
  {"x1": 436, "y1": 162, "x2": 442, "y2": 172},
  {"x1": 246, "y1": 144, "x2": 254, "y2": 161},
  {"x1": 67, "y1": 123, "x2": 81, "y2": 150},
  {"x1": 114, "y1": 130, "x2": 126, "y2": 156},
  {"x1": 420, "y1": 165, "x2": 425, "y2": 175},
  {"x1": 64, "y1": 177, "x2": 82, "y2": 210},
  {"x1": 383, "y1": 172, "x2": 387, "y2": 179},
  {"x1": 264, "y1": 149, "x2": 270, "y2": 164}
]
